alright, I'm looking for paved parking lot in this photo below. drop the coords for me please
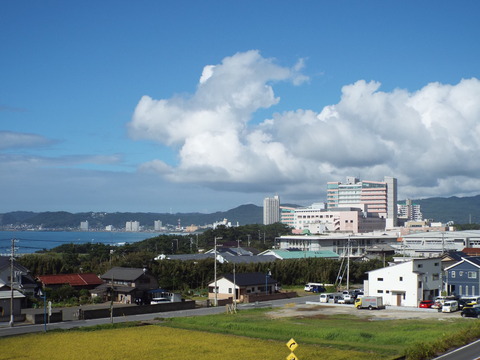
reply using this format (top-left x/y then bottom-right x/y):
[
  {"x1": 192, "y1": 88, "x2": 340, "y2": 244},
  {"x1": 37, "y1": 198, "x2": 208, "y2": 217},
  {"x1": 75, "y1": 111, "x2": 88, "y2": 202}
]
[{"x1": 268, "y1": 301, "x2": 469, "y2": 320}]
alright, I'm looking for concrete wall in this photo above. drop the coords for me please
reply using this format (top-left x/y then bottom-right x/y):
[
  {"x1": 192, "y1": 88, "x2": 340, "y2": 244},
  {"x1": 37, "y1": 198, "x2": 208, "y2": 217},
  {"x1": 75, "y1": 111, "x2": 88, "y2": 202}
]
[
  {"x1": 26, "y1": 311, "x2": 62, "y2": 325},
  {"x1": 245, "y1": 291, "x2": 297, "y2": 303},
  {"x1": 81, "y1": 300, "x2": 196, "y2": 320}
]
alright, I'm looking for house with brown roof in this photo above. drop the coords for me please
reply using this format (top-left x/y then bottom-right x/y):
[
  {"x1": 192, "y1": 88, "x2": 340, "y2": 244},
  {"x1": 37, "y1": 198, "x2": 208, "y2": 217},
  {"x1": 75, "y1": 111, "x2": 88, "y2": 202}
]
[
  {"x1": 91, "y1": 267, "x2": 159, "y2": 304},
  {"x1": 37, "y1": 273, "x2": 103, "y2": 290}
]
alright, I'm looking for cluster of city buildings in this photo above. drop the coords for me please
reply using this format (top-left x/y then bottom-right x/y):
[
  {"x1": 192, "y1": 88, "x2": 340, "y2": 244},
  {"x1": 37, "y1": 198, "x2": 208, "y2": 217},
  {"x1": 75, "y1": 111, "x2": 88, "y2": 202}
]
[{"x1": 264, "y1": 176, "x2": 428, "y2": 235}]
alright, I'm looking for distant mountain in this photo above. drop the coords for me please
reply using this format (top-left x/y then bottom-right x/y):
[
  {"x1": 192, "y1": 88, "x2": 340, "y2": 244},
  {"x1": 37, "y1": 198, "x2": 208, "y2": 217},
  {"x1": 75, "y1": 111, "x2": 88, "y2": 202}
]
[
  {"x1": 412, "y1": 195, "x2": 480, "y2": 224},
  {"x1": 0, "y1": 204, "x2": 263, "y2": 229},
  {"x1": 1, "y1": 195, "x2": 479, "y2": 230}
]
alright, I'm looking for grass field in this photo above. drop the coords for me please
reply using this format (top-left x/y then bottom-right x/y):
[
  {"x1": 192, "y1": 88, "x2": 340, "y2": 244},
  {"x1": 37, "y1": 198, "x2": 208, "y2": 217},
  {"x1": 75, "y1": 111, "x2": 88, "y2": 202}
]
[{"x1": 1, "y1": 307, "x2": 479, "y2": 360}]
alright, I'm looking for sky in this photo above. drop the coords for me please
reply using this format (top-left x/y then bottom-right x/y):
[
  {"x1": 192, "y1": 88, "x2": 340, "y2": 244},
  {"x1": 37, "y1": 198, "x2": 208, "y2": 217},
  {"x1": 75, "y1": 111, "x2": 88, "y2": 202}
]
[{"x1": 1, "y1": 1, "x2": 480, "y2": 214}]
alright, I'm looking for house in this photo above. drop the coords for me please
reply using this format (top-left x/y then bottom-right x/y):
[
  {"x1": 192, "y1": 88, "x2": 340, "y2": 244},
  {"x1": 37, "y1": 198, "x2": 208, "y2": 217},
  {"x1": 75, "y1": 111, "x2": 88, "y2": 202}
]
[
  {"x1": 37, "y1": 273, "x2": 103, "y2": 290},
  {"x1": 0, "y1": 256, "x2": 37, "y2": 296},
  {"x1": 91, "y1": 267, "x2": 159, "y2": 304},
  {"x1": 156, "y1": 246, "x2": 277, "y2": 264},
  {"x1": 445, "y1": 257, "x2": 480, "y2": 297},
  {"x1": 208, "y1": 272, "x2": 279, "y2": 303},
  {"x1": 0, "y1": 284, "x2": 25, "y2": 321},
  {"x1": 364, "y1": 258, "x2": 442, "y2": 307}
]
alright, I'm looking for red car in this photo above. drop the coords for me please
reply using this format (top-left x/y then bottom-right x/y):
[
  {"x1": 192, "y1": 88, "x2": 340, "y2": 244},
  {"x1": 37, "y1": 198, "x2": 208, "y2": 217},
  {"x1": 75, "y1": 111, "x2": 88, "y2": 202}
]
[{"x1": 419, "y1": 300, "x2": 435, "y2": 308}]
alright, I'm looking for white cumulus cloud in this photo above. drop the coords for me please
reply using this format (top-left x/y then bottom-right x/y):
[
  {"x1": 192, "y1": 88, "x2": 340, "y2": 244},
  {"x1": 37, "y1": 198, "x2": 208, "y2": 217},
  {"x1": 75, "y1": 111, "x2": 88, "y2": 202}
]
[{"x1": 128, "y1": 50, "x2": 480, "y2": 201}]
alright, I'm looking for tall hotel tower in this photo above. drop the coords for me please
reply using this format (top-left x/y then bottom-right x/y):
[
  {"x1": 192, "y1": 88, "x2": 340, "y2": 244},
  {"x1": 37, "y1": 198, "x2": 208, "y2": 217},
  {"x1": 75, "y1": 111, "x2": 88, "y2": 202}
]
[
  {"x1": 263, "y1": 195, "x2": 280, "y2": 225},
  {"x1": 327, "y1": 176, "x2": 397, "y2": 228}
]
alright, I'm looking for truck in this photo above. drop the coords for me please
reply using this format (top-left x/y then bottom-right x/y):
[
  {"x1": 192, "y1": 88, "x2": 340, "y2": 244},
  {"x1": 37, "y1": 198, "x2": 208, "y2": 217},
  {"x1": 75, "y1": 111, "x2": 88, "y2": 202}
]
[{"x1": 355, "y1": 296, "x2": 384, "y2": 310}]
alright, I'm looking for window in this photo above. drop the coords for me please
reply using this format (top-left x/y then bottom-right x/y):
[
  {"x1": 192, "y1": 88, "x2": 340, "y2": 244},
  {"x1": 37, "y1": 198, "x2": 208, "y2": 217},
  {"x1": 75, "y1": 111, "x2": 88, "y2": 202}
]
[
  {"x1": 399, "y1": 277, "x2": 403, "y2": 281},
  {"x1": 418, "y1": 264, "x2": 423, "y2": 268},
  {"x1": 432, "y1": 274, "x2": 440, "y2": 281},
  {"x1": 434, "y1": 262, "x2": 439, "y2": 266},
  {"x1": 459, "y1": 271, "x2": 464, "y2": 276},
  {"x1": 451, "y1": 271, "x2": 456, "y2": 278},
  {"x1": 418, "y1": 281, "x2": 422, "y2": 288},
  {"x1": 468, "y1": 272, "x2": 477, "y2": 279},
  {"x1": 386, "y1": 290, "x2": 390, "y2": 293},
  {"x1": 377, "y1": 278, "x2": 384, "y2": 281},
  {"x1": 377, "y1": 290, "x2": 383, "y2": 293},
  {"x1": 228, "y1": 288, "x2": 232, "y2": 294}
]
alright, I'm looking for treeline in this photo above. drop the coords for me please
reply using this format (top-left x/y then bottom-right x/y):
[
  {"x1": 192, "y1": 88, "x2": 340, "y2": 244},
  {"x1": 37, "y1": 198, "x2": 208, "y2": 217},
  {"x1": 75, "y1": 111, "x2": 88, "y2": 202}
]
[{"x1": 17, "y1": 223, "x2": 385, "y2": 291}]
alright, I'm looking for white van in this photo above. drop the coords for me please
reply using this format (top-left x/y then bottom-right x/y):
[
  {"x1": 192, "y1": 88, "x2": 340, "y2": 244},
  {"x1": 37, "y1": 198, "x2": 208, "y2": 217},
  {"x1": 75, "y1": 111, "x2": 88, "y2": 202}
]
[
  {"x1": 442, "y1": 300, "x2": 459, "y2": 312},
  {"x1": 319, "y1": 293, "x2": 331, "y2": 303}
]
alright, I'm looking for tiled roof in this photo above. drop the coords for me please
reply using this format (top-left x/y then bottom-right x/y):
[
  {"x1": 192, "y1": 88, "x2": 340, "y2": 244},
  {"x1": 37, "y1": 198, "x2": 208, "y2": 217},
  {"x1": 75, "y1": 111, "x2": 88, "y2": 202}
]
[
  {"x1": 37, "y1": 273, "x2": 103, "y2": 287},
  {"x1": 0, "y1": 256, "x2": 30, "y2": 273},
  {"x1": 221, "y1": 254, "x2": 277, "y2": 264},
  {"x1": 266, "y1": 249, "x2": 339, "y2": 259},
  {"x1": 221, "y1": 272, "x2": 278, "y2": 286},
  {"x1": 101, "y1": 267, "x2": 147, "y2": 281}
]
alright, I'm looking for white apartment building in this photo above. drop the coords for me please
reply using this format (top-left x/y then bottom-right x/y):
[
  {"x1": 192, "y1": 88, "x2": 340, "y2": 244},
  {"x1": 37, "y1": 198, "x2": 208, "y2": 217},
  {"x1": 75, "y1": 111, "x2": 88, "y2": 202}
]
[
  {"x1": 80, "y1": 221, "x2": 89, "y2": 231},
  {"x1": 125, "y1": 221, "x2": 140, "y2": 232},
  {"x1": 154, "y1": 220, "x2": 163, "y2": 231},
  {"x1": 263, "y1": 195, "x2": 280, "y2": 225},
  {"x1": 327, "y1": 176, "x2": 397, "y2": 229},
  {"x1": 397, "y1": 199, "x2": 423, "y2": 222},
  {"x1": 364, "y1": 258, "x2": 442, "y2": 307}
]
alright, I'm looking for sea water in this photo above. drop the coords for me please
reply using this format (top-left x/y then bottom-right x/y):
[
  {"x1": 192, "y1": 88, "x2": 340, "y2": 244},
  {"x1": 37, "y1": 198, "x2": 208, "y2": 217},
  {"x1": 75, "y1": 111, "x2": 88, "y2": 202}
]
[{"x1": 0, "y1": 230, "x2": 163, "y2": 255}]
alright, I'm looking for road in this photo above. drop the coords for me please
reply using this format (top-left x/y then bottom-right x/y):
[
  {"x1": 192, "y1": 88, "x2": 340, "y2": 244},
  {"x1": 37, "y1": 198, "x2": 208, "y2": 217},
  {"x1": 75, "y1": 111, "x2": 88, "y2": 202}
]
[{"x1": 0, "y1": 294, "x2": 320, "y2": 337}]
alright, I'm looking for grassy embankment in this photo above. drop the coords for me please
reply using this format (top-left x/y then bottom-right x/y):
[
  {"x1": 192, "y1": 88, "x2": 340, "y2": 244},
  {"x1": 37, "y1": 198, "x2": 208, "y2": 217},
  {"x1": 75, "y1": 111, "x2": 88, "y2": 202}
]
[{"x1": 1, "y1": 307, "x2": 480, "y2": 360}]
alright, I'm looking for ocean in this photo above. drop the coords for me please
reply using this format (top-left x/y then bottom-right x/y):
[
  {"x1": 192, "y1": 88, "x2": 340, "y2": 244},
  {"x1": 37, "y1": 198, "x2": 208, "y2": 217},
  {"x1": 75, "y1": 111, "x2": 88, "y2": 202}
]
[{"x1": 0, "y1": 230, "x2": 163, "y2": 255}]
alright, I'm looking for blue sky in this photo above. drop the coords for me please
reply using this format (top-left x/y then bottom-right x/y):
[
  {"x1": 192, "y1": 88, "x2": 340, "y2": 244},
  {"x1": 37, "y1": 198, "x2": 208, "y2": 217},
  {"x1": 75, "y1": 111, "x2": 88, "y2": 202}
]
[{"x1": 1, "y1": 1, "x2": 480, "y2": 214}]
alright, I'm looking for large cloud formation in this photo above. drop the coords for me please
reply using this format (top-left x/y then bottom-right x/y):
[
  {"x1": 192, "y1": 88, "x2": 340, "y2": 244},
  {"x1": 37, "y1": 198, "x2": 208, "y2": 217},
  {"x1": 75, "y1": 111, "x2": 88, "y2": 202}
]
[{"x1": 129, "y1": 50, "x2": 480, "y2": 201}]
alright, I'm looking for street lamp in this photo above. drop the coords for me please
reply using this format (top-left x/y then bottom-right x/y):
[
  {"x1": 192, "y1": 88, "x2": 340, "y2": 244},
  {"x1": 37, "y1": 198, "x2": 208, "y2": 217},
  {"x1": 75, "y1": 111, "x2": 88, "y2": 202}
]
[
  {"x1": 214, "y1": 236, "x2": 222, "y2": 306},
  {"x1": 265, "y1": 269, "x2": 271, "y2": 295}
]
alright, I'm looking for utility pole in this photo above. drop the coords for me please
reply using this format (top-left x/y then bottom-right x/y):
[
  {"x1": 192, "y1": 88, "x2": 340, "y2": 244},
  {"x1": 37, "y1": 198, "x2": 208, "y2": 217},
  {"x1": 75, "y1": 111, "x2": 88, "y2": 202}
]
[
  {"x1": 346, "y1": 236, "x2": 350, "y2": 292},
  {"x1": 214, "y1": 236, "x2": 222, "y2": 306},
  {"x1": 110, "y1": 275, "x2": 114, "y2": 323},
  {"x1": 9, "y1": 238, "x2": 16, "y2": 327}
]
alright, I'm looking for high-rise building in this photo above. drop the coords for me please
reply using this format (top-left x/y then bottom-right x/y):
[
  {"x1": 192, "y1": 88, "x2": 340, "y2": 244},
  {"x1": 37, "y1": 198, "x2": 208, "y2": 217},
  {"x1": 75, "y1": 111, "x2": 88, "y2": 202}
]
[
  {"x1": 80, "y1": 221, "x2": 89, "y2": 231},
  {"x1": 327, "y1": 176, "x2": 397, "y2": 228},
  {"x1": 154, "y1": 220, "x2": 163, "y2": 231},
  {"x1": 125, "y1": 221, "x2": 140, "y2": 232},
  {"x1": 263, "y1": 195, "x2": 280, "y2": 225},
  {"x1": 398, "y1": 199, "x2": 423, "y2": 222}
]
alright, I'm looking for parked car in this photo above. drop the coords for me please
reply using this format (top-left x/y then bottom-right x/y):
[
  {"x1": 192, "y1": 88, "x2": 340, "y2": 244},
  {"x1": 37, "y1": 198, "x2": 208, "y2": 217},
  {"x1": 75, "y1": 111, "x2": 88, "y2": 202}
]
[
  {"x1": 419, "y1": 300, "x2": 435, "y2": 308},
  {"x1": 457, "y1": 299, "x2": 468, "y2": 310},
  {"x1": 461, "y1": 307, "x2": 480, "y2": 318},
  {"x1": 442, "y1": 300, "x2": 459, "y2": 313},
  {"x1": 319, "y1": 293, "x2": 331, "y2": 303},
  {"x1": 338, "y1": 294, "x2": 354, "y2": 304},
  {"x1": 461, "y1": 296, "x2": 480, "y2": 306},
  {"x1": 304, "y1": 283, "x2": 326, "y2": 293},
  {"x1": 431, "y1": 298, "x2": 446, "y2": 309}
]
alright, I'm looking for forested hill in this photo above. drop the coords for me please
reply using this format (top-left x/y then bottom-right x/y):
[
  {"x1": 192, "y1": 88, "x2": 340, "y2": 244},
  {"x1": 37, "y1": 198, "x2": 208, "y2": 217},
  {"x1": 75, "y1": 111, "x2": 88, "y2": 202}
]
[
  {"x1": 1, "y1": 194, "x2": 479, "y2": 229},
  {"x1": 412, "y1": 195, "x2": 480, "y2": 224},
  {"x1": 0, "y1": 204, "x2": 263, "y2": 229}
]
